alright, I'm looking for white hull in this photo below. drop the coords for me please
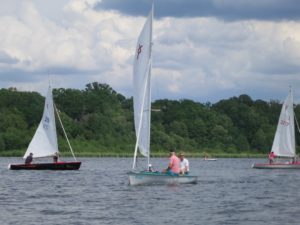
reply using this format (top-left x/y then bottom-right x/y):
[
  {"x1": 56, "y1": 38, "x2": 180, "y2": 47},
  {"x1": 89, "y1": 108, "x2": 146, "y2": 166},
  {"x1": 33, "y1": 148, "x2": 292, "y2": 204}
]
[
  {"x1": 128, "y1": 171, "x2": 198, "y2": 186},
  {"x1": 204, "y1": 158, "x2": 217, "y2": 161},
  {"x1": 252, "y1": 162, "x2": 300, "y2": 169}
]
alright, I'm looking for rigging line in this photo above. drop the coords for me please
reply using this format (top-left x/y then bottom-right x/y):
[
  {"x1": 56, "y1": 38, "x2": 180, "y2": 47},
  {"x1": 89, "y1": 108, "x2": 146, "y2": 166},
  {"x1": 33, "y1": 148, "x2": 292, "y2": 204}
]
[
  {"x1": 295, "y1": 114, "x2": 300, "y2": 135},
  {"x1": 54, "y1": 104, "x2": 77, "y2": 162}
]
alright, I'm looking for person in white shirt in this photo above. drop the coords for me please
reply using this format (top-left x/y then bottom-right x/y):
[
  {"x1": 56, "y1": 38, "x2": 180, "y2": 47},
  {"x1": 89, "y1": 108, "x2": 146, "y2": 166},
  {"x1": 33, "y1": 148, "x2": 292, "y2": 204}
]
[{"x1": 179, "y1": 152, "x2": 189, "y2": 175}]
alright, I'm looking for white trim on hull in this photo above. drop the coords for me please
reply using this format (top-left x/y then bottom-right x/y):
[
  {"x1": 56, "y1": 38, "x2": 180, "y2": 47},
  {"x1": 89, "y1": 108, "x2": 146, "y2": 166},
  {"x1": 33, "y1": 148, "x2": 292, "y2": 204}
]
[
  {"x1": 128, "y1": 171, "x2": 198, "y2": 186},
  {"x1": 252, "y1": 162, "x2": 300, "y2": 169}
]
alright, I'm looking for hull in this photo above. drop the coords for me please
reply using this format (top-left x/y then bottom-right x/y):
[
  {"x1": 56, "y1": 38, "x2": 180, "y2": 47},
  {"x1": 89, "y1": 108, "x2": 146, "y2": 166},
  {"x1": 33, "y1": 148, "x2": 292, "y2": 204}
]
[
  {"x1": 128, "y1": 171, "x2": 197, "y2": 186},
  {"x1": 204, "y1": 158, "x2": 217, "y2": 161},
  {"x1": 252, "y1": 162, "x2": 300, "y2": 169},
  {"x1": 8, "y1": 162, "x2": 81, "y2": 170}
]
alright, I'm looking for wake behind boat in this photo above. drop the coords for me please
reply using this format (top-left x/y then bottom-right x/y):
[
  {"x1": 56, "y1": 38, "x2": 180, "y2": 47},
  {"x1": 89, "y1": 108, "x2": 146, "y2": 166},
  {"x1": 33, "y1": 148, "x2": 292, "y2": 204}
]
[
  {"x1": 128, "y1": 4, "x2": 197, "y2": 185},
  {"x1": 8, "y1": 85, "x2": 81, "y2": 170},
  {"x1": 252, "y1": 88, "x2": 300, "y2": 169}
]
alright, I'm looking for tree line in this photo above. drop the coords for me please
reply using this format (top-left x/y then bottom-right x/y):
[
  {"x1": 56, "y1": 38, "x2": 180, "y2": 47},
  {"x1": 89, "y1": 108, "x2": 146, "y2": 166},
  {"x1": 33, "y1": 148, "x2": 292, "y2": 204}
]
[{"x1": 0, "y1": 82, "x2": 299, "y2": 155}]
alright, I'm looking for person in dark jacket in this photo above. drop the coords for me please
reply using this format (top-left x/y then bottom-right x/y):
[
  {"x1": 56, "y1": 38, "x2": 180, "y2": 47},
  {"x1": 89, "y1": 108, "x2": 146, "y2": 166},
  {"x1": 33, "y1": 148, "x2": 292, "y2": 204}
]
[
  {"x1": 25, "y1": 153, "x2": 33, "y2": 165},
  {"x1": 53, "y1": 152, "x2": 59, "y2": 163}
]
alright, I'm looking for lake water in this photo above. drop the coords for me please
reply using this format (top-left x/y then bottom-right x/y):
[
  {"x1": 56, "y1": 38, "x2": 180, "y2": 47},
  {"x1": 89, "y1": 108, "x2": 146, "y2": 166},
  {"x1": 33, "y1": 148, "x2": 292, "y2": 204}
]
[{"x1": 1, "y1": 157, "x2": 300, "y2": 225}]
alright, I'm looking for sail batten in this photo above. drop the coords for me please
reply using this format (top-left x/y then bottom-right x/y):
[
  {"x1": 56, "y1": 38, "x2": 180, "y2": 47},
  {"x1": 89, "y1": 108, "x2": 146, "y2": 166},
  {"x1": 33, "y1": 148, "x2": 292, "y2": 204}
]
[
  {"x1": 271, "y1": 89, "x2": 295, "y2": 158},
  {"x1": 23, "y1": 86, "x2": 58, "y2": 159}
]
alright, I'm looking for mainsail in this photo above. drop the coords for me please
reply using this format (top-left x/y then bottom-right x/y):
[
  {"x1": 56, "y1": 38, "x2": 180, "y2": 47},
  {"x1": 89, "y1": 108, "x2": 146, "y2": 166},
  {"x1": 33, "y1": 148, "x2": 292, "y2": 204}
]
[
  {"x1": 271, "y1": 89, "x2": 295, "y2": 158},
  {"x1": 23, "y1": 86, "x2": 58, "y2": 158},
  {"x1": 132, "y1": 5, "x2": 153, "y2": 169}
]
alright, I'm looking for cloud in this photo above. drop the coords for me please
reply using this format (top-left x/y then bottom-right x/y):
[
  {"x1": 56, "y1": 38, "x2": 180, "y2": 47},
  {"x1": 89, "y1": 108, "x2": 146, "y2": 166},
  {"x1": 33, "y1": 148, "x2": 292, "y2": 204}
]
[
  {"x1": 95, "y1": 0, "x2": 300, "y2": 21},
  {"x1": 150, "y1": 17, "x2": 300, "y2": 102},
  {"x1": 0, "y1": 0, "x2": 300, "y2": 103},
  {"x1": 0, "y1": 51, "x2": 19, "y2": 65},
  {"x1": 0, "y1": 0, "x2": 139, "y2": 94}
]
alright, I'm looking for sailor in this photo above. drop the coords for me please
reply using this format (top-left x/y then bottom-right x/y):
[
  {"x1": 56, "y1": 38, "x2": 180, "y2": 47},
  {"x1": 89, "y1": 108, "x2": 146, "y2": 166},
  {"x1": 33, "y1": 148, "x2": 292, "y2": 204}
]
[
  {"x1": 163, "y1": 150, "x2": 180, "y2": 175},
  {"x1": 179, "y1": 152, "x2": 189, "y2": 175},
  {"x1": 148, "y1": 164, "x2": 154, "y2": 172},
  {"x1": 53, "y1": 152, "x2": 59, "y2": 163},
  {"x1": 268, "y1": 151, "x2": 276, "y2": 164},
  {"x1": 25, "y1": 153, "x2": 33, "y2": 165}
]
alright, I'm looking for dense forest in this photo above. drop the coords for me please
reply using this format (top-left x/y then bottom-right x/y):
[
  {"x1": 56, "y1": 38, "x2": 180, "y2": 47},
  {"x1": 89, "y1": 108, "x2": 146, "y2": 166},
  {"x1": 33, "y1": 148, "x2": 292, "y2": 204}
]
[{"x1": 0, "y1": 82, "x2": 299, "y2": 156}]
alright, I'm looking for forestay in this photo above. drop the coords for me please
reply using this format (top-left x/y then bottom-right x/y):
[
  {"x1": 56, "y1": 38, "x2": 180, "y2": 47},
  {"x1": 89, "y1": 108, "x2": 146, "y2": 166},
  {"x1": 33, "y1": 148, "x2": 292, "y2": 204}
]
[
  {"x1": 271, "y1": 89, "x2": 295, "y2": 157},
  {"x1": 23, "y1": 86, "x2": 58, "y2": 158},
  {"x1": 132, "y1": 5, "x2": 153, "y2": 168}
]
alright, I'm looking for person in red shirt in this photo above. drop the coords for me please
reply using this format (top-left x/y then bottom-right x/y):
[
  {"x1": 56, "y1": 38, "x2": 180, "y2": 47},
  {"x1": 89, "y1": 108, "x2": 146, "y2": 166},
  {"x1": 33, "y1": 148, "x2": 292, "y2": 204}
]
[
  {"x1": 269, "y1": 151, "x2": 276, "y2": 164},
  {"x1": 163, "y1": 150, "x2": 180, "y2": 175}
]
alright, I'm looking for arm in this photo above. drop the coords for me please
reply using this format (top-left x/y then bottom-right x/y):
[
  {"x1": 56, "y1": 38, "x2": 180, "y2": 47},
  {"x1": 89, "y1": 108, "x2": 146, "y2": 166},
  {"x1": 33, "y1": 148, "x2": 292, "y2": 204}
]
[
  {"x1": 166, "y1": 158, "x2": 173, "y2": 171},
  {"x1": 167, "y1": 162, "x2": 172, "y2": 170},
  {"x1": 186, "y1": 160, "x2": 189, "y2": 171}
]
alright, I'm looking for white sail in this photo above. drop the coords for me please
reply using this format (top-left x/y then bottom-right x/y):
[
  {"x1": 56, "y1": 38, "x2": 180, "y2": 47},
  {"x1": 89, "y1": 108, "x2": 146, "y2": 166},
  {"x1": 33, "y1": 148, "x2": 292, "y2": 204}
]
[
  {"x1": 23, "y1": 86, "x2": 58, "y2": 158},
  {"x1": 271, "y1": 89, "x2": 295, "y2": 157},
  {"x1": 133, "y1": 5, "x2": 153, "y2": 161}
]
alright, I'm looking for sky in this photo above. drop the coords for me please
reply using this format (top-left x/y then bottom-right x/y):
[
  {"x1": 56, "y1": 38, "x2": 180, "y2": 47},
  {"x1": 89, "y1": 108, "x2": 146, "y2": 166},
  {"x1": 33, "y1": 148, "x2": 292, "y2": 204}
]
[{"x1": 0, "y1": 0, "x2": 300, "y2": 103}]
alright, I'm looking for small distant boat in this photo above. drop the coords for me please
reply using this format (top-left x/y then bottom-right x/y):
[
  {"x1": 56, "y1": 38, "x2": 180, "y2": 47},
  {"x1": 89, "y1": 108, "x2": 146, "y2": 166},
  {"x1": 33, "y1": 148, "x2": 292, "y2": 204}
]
[
  {"x1": 204, "y1": 157, "x2": 217, "y2": 161},
  {"x1": 127, "y1": 4, "x2": 197, "y2": 185},
  {"x1": 8, "y1": 85, "x2": 81, "y2": 170},
  {"x1": 252, "y1": 88, "x2": 299, "y2": 169}
]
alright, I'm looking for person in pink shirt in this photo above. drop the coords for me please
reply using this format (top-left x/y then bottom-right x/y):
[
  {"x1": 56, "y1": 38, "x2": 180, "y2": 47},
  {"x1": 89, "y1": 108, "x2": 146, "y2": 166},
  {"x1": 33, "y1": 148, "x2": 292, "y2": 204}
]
[
  {"x1": 268, "y1": 151, "x2": 276, "y2": 164},
  {"x1": 163, "y1": 150, "x2": 180, "y2": 175}
]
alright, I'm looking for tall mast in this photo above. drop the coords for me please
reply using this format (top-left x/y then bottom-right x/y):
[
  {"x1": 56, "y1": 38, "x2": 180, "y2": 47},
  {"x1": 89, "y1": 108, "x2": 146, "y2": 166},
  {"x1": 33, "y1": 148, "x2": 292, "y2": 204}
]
[{"x1": 147, "y1": 2, "x2": 154, "y2": 168}]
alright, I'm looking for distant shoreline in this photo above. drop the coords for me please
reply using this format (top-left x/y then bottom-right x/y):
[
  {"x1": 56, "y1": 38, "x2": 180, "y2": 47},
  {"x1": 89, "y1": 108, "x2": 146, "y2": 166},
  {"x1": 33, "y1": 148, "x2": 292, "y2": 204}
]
[{"x1": 0, "y1": 150, "x2": 267, "y2": 158}]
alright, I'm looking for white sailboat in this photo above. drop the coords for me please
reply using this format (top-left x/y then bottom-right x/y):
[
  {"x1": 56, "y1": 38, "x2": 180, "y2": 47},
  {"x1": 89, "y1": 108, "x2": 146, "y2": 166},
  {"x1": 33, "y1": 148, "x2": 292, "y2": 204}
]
[
  {"x1": 128, "y1": 5, "x2": 197, "y2": 185},
  {"x1": 253, "y1": 88, "x2": 300, "y2": 169},
  {"x1": 9, "y1": 85, "x2": 81, "y2": 170}
]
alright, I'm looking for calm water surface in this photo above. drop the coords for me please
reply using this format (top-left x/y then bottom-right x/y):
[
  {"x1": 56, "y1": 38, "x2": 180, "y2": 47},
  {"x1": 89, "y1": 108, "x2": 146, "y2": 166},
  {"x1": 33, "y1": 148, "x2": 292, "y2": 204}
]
[{"x1": 1, "y1": 157, "x2": 300, "y2": 225}]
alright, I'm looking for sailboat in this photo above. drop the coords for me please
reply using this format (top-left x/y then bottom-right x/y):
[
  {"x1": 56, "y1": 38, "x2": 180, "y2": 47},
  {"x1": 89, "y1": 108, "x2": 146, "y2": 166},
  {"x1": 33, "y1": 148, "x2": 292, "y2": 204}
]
[
  {"x1": 8, "y1": 85, "x2": 81, "y2": 170},
  {"x1": 252, "y1": 88, "x2": 300, "y2": 169},
  {"x1": 204, "y1": 157, "x2": 217, "y2": 161},
  {"x1": 127, "y1": 5, "x2": 197, "y2": 185}
]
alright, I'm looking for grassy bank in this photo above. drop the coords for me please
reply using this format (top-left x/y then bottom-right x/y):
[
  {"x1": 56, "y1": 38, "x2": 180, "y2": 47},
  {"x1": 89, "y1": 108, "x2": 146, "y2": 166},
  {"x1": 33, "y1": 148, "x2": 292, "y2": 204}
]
[
  {"x1": 0, "y1": 149, "x2": 267, "y2": 158},
  {"x1": 0, "y1": 138, "x2": 269, "y2": 158}
]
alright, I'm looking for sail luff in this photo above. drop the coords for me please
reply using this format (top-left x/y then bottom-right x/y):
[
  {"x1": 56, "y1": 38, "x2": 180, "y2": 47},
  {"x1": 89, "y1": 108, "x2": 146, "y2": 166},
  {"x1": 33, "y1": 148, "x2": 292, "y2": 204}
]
[{"x1": 271, "y1": 89, "x2": 295, "y2": 157}]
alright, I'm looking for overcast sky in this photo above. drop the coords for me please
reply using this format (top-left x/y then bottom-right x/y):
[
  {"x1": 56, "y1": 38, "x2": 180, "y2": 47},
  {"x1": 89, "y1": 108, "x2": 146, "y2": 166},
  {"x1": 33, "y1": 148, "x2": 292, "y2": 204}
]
[{"x1": 0, "y1": 0, "x2": 300, "y2": 103}]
